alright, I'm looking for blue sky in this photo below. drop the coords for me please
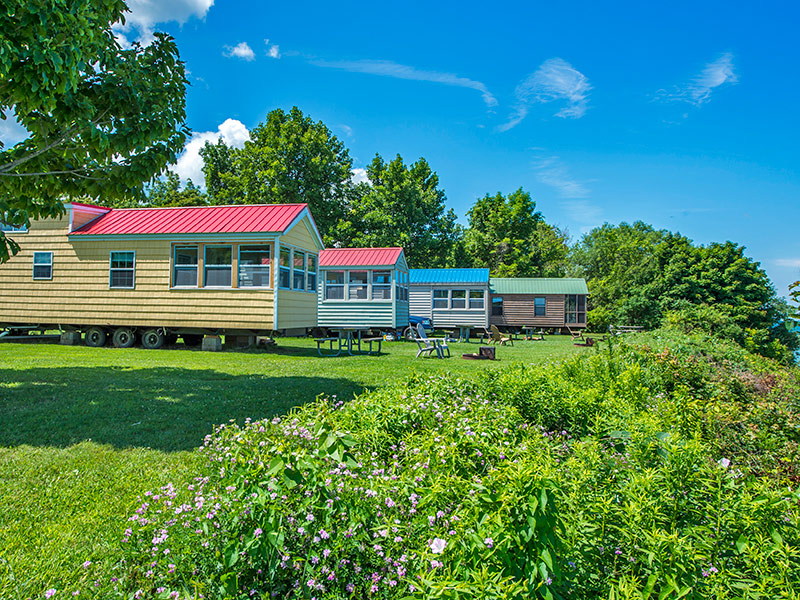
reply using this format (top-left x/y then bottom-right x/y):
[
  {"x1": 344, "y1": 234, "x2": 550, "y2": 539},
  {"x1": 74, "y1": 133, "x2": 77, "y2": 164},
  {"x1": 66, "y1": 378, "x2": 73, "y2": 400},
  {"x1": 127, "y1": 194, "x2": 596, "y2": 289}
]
[{"x1": 83, "y1": 1, "x2": 800, "y2": 295}]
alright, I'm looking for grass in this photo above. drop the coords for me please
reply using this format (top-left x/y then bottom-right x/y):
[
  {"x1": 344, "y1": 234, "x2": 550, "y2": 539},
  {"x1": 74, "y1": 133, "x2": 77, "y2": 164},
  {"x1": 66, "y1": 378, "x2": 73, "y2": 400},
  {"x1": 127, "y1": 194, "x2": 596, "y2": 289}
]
[{"x1": 0, "y1": 335, "x2": 585, "y2": 597}]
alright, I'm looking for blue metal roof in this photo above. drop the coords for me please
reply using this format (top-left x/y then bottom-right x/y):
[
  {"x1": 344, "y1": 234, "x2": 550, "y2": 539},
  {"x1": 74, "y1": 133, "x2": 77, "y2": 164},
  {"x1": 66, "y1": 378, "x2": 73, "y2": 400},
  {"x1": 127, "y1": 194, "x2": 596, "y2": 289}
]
[{"x1": 410, "y1": 268, "x2": 490, "y2": 285}]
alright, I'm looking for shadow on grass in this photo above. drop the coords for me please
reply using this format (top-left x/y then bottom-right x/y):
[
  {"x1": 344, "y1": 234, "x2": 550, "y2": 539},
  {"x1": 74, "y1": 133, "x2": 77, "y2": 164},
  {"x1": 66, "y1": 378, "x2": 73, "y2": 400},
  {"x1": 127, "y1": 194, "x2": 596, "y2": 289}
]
[{"x1": 0, "y1": 367, "x2": 366, "y2": 451}]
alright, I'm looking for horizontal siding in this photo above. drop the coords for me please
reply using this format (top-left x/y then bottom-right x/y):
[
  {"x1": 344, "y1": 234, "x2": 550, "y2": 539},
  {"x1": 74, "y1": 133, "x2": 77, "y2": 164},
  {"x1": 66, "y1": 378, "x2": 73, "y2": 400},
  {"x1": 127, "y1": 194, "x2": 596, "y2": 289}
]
[
  {"x1": 317, "y1": 301, "x2": 394, "y2": 328},
  {"x1": 277, "y1": 289, "x2": 317, "y2": 329},
  {"x1": 281, "y1": 216, "x2": 319, "y2": 250},
  {"x1": 490, "y1": 293, "x2": 584, "y2": 328},
  {"x1": 409, "y1": 287, "x2": 432, "y2": 319},
  {"x1": 0, "y1": 216, "x2": 283, "y2": 331},
  {"x1": 431, "y1": 308, "x2": 489, "y2": 328},
  {"x1": 395, "y1": 299, "x2": 410, "y2": 328}
]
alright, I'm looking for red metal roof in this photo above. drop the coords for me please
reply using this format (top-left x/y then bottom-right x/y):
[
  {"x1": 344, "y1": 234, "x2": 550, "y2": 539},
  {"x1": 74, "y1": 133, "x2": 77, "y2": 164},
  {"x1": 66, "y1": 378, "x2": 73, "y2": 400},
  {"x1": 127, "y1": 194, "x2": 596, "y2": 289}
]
[
  {"x1": 319, "y1": 247, "x2": 404, "y2": 267},
  {"x1": 70, "y1": 204, "x2": 308, "y2": 236}
]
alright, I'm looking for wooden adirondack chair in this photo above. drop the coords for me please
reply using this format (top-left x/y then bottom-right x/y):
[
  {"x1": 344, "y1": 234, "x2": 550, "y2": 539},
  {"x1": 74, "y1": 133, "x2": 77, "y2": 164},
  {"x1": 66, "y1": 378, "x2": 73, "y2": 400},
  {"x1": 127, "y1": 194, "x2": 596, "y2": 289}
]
[{"x1": 490, "y1": 324, "x2": 513, "y2": 346}]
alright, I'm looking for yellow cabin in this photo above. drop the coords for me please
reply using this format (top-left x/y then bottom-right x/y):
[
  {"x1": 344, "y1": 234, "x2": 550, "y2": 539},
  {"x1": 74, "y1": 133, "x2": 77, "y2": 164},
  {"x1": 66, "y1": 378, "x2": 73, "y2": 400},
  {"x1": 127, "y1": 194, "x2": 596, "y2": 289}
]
[{"x1": 0, "y1": 202, "x2": 324, "y2": 347}]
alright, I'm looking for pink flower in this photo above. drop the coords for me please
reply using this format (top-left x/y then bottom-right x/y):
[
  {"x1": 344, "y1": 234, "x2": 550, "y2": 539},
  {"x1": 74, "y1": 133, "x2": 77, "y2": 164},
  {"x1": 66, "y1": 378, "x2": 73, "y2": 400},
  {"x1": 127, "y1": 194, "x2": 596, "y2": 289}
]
[
  {"x1": 82, "y1": 561, "x2": 91, "y2": 569},
  {"x1": 45, "y1": 590, "x2": 57, "y2": 599},
  {"x1": 484, "y1": 537, "x2": 494, "y2": 548},
  {"x1": 718, "y1": 458, "x2": 731, "y2": 469},
  {"x1": 430, "y1": 538, "x2": 447, "y2": 554}
]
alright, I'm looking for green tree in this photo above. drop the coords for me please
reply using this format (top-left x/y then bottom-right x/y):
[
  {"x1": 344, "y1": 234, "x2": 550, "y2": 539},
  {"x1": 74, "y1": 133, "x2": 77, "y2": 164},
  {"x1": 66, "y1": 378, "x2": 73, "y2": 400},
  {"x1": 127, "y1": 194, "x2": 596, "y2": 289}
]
[
  {"x1": 200, "y1": 107, "x2": 352, "y2": 241},
  {"x1": 464, "y1": 188, "x2": 567, "y2": 276},
  {"x1": 145, "y1": 171, "x2": 208, "y2": 207},
  {"x1": 331, "y1": 154, "x2": 462, "y2": 267},
  {"x1": 0, "y1": 0, "x2": 189, "y2": 261}
]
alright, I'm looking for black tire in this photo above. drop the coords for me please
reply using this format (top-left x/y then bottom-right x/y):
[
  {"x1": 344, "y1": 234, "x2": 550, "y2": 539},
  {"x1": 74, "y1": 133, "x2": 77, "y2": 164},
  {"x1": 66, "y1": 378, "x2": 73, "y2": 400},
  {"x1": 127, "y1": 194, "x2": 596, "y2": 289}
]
[
  {"x1": 141, "y1": 329, "x2": 165, "y2": 350},
  {"x1": 112, "y1": 327, "x2": 136, "y2": 348},
  {"x1": 404, "y1": 326, "x2": 415, "y2": 340},
  {"x1": 84, "y1": 327, "x2": 107, "y2": 347},
  {"x1": 181, "y1": 334, "x2": 203, "y2": 347}
]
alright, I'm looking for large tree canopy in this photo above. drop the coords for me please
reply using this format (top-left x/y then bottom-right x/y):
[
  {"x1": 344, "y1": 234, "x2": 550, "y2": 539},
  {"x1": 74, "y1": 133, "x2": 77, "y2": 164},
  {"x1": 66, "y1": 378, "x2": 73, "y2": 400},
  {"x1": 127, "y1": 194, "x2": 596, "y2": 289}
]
[
  {"x1": 331, "y1": 154, "x2": 462, "y2": 267},
  {"x1": 571, "y1": 222, "x2": 798, "y2": 360},
  {"x1": 0, "y1": 0, "x2": 189, "y2": 261},
  {"x1": 200, "y1": 107, "x2": 352, "y2": 241},
  {"x1": 463, "y1": 188, "x2": 568, "y2": 277}
]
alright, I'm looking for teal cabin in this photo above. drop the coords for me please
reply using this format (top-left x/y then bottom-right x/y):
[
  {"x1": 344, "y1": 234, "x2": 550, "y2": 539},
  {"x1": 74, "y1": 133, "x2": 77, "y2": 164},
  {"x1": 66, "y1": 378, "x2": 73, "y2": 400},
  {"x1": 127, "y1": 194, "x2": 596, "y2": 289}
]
[
  {"x1": 409, "y1": 268, "x2": 490, "y2": 329},
  {"x1": 317, "y1": 247, "x2": 410, "y2": 331}
]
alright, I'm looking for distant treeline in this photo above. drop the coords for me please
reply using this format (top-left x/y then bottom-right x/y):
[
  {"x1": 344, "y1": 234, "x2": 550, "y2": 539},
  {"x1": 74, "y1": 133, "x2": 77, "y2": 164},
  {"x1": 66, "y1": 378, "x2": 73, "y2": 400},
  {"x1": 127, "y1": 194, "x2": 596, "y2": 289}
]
[{"x1": 110, "y1": 107, "x2": 798, "y2": 362}]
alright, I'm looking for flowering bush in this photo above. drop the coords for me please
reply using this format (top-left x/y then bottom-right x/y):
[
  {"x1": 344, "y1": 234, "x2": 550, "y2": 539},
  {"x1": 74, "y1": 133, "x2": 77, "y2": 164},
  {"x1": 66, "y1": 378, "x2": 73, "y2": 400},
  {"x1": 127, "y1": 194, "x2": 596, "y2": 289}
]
[{"x1": 112, "y1": 331, "x2": 800, "y2": 599}]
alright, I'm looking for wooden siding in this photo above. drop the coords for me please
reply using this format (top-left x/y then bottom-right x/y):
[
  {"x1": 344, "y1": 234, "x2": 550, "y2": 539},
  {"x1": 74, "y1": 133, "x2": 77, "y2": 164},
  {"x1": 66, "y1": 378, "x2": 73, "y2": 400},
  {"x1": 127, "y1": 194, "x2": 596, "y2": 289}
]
[
  {"x1": 0, "y1": 216, "x2": 281, "y2": 331},
  {"x1": 409, "y1": 286, "x2": 433, "y2": 319},
  {"x1": 276, "y1": 289, "x2": 317, "y2": 329},
  {"x1": 431, "y1": 308, "x2": 488, "y2": 328},
  {"x1": 281, "y1": 215, "x2": 320, "y2": 250},
  {"x1": 489, "y1": 293, "x2": 587, "y2": 328}
]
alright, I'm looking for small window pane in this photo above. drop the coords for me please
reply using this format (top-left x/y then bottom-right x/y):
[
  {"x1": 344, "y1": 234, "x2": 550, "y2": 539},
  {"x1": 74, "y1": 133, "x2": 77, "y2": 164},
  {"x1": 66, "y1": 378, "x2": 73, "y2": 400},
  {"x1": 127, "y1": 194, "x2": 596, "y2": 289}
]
[
  {"x1": 325, "y1": 270, "x2": 344, "y2": 299},
  {"x1": 279, "y1": 248, "x2": 291, "y2": 289},
  {"x1": 110, "y1": 270, "x2": 134, "y2": 288},
  {"x1": 111, "y1": 252, "x2": 134, "y2": 269},
  {"x1": 433, "y1": 289, "x2": 448, "y2": 309},
  {"x1": 451, "y1": 289, "x2": 466, "y2": 309},
  {"x1": 239, "y1": 245, "x2": 271, "y2": 288},
  {"x1": 293, "y1": 250, "x2": 305, "y2": 290},
  {"x1": 349, "y1": 270, "x2": 368, "y2": 300},
  {"x1": 109, "y1": 251, "x2": 135, "y2": 288},
  {"x1": 492, "y1": 296, "x2": 503, "y2": 316},
  {"x1": 173, "y1": 246, "x2": 198, "y2": 287},
  {"x1": 204, "y1": 246, "x2": 232, "y2": 287},
  {"x1": 33, "y1": 252, "x2": 53, "y2": 280},
  {"x1": 469, "y1": 289, "x2": 484, "y2": 309},
  {"x1": 205, "y1": 246, "x2": 231, "y2": 266},
  {"x1": 306, "y1": 255, "x2": 317, "y2": 292},
  {"x1": 175, "y1": 247, "x2": 198, "y2": 265},
  {"x1": 373, "y1": 270, "x2": 391, "y2": 299},
  {"x1": 534, "y1": 297, "x2": 546, "y2": 317}
]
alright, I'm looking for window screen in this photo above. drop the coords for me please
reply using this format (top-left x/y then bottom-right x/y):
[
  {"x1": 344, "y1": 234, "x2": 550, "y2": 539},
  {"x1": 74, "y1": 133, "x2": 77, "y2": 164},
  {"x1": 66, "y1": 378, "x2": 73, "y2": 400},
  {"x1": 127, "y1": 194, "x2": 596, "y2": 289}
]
[
  {"x1": 239, "y1": 245, "x2": 271, "y2": 288},
  {"x1": 109, "y1": 251, "x2": 135, "y2": 288},
  {"x1": 33, "y1": 251, "x2": 52, "y2": 280},
  {"x1": 204, "y1": 246, "x2": 232, "y2": 287},
  {"x1": 173, "y1": 246, "x2": 198, "y2": 287}
]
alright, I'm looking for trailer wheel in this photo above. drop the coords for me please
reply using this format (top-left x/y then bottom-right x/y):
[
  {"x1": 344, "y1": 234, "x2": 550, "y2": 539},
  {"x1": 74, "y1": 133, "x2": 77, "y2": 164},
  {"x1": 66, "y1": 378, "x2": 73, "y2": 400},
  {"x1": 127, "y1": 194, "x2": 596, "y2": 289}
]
[
  {"x1": 181, "y1": 334, "x2": 203, "y2": 347},
  {"x1": 403, "y1": 326, "x2": 414, "y2": 340},
  {"x1": 141, "y1": 329, "x2": 165, "y2": 350},
  {"x1": 85, "y1": 327, "x2": 107, "y2": 347},
  {"x1": 112, "y1": 327, "x2": 136, "y2": 348}
]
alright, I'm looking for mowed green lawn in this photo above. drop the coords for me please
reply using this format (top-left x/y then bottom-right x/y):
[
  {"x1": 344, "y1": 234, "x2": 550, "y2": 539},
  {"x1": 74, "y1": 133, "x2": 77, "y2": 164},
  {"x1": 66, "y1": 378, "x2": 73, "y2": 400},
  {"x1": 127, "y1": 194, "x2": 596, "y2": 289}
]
[{"x1": 0, "y1": 335, "x2": 585, "y2": 597}]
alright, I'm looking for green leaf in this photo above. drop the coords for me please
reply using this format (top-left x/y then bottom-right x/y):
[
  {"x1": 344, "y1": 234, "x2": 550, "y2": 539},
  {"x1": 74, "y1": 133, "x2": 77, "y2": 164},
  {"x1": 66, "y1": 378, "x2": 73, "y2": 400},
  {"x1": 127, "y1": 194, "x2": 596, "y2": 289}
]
[{"x1": 736, "y1": 533, "x2": 749, "y2": 553}]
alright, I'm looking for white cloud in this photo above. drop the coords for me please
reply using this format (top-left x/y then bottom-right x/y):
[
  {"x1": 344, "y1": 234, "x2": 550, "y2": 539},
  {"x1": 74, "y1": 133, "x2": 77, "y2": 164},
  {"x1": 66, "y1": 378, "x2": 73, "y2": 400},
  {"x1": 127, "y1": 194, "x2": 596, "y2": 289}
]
[
  {"x1": 265, "y1": 39, "x2": 281, "y2": 59},
  {"x1": 658, "y1": 53, "x2": 738, "y2": 106},
  {"x1": 0, "y1": 112, "x2": 29, "y2": 148},
  {"x1": 499, "y1": 58, "x2": 591, "y2": 131},
  {"x1": 775, "y1": 258, "x2": 800, "y2": 268},
  {"x1": 351, "y1": 168, "x2": 370, "y2": 185},
  {"x1": 224, "y1": 42, "x2": 256, "y2": 61},
  {"x1": 533, "y1": 156, "x2": 590, "y2": 198},
  {"x1": 174, "y1": 119, "x2": 250, "y2": 186},
  {"x1": 311, "y1": 59, "x2": 497, "y2": 109},
  {"x1": 114, "y1": 0, "x2": 214, "y2": 46}
]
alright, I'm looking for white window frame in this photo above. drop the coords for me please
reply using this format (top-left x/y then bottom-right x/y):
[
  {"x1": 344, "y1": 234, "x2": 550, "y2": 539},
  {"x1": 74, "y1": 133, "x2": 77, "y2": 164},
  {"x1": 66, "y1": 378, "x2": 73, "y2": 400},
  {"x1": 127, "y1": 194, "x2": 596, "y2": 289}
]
[
  {"x1": 325, "y1": 270, "x2": 345, "y2": 300},
  {"x1": 32, "y1": 251, "x2": 53, "y2": 280},
  {"x1": 109, "y1": 251, "x2": 136, "y2": 289},
  {"x1": 451, "y1": 289, "x2": 467, "y2": 309},
  {"x1": 469, "y1": 289, "x2": 485, "y2": 310},
  {"x1": 1, "y1": 222, "x2": 27, "y2": 233},
  {"x1": 172, "y1": 245, "x2": 199, "y2": 288},
  {"x1": 372, "y1": 270, "x2": 392, "y2": 300},
  {"x1": 433, "y1": 289, "x2": 448, "y2": 309},
  {"x1": 203, "y1": 245, "x2": 233, "y2": 288},
  {"x1": 238, "y1": 245, "x2": 272, "y2": 289},
  {"x1": 306, "y1": 254, "x2": 317, "y2": 293}
]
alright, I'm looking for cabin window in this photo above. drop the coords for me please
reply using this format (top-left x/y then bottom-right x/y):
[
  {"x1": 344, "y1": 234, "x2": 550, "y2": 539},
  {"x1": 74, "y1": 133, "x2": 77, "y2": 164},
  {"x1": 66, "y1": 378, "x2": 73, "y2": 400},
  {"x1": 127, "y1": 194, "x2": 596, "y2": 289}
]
[
  {"x1": 433, "y1": 289, "x2": 448, "y2": 309},
  {"x1": 173, "y1": 246, "x2": 198, "y2": 287},
  {"x1": 373, "y1": 270, "x2": 391, "y2": 300},
  {"x1": 348, "y1": 270, "x2": 368, "y2": 300},
  {"x1": 325, "y1": 271, "x2": 345, "y2": 299},
  {"x1": 451, "y1": 289, "x2": 466, "y2": 309},
  {"x1": 109, "y1": 251, "x2": 135, "y2": 289},
  {"x1": 565, "y1": 295, "x2": 586, "y2": 324},
  {"x1": 204, "y1": 245, "x2": 232, "y2": 287},
  {"x1": 239, "y1": 245, "x2": 271, "y2": 288},
  {"x1": 469, "y1": 289, "x2": 484, "y2": 309},
  {"x1": 306, "y1": 254, "x2": 317, "y2": 292},
  {"x1": 293, "y1": 250, "x2": 306, "y2": 290},
  {"x1": 492, "y1": 296, "x2": 503, "y2": 316},
  {"x1": 33, "y1": 251, "x2": 53, "y2": 280},
  {"x1": 279, "y1": 247, "x2": 291, "y2": 289},
  {"x1": 534, "y1": 297, "x2": 546, "y2": 317},
  {"x1": 400, "y1": 271, "x2": 408, "y2": 301}
]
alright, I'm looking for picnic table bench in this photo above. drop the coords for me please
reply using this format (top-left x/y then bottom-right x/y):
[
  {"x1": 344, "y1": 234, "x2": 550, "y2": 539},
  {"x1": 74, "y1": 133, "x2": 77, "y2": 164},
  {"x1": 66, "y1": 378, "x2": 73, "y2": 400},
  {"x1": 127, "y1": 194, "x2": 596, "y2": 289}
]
[{"x1": 315, "y1": 328, "x2": 383, "y2": 356}]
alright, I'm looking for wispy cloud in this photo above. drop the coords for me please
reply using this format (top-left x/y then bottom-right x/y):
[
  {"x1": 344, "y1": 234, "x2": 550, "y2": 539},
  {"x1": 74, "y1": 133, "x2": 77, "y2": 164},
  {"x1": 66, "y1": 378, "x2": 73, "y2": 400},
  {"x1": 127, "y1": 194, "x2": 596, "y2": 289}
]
[
  {"x1": 775, "y1": 258, "x2": 800, "y2": 268},
  {"x1": 533, "y1": 156, "x2": 590, "y2": 198},
  {"x1": 265, "y1": 38, "x2": 280, "y2": 59},
  {"x1": 310, "y1": 59, "x2": 497, "y2": 109},
  {"x1": 351, "y1": 168, "x2": 370, "y2": 185},
  {"x1": 657, "y1": 53, "x2": 738, "y2": 106},
  {"x1": 499, "y1": 58, "x2": 591, "y2": 131},
  {"x1": 224, "y1": 42, "x2": 256, "y2": 61}
]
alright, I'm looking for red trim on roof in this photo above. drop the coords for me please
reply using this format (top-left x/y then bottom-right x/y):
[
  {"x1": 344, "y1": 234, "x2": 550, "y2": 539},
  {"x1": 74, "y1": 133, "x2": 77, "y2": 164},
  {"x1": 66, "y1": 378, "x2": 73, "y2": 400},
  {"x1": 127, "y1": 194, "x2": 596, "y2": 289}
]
[
  {"x1": 319, "y1": 247, "x2": 404, "y2": 267},
  {"x1": 70, "y1": 204, "x2": 308, "y2": 236}
]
